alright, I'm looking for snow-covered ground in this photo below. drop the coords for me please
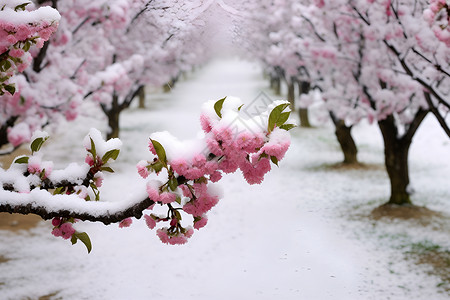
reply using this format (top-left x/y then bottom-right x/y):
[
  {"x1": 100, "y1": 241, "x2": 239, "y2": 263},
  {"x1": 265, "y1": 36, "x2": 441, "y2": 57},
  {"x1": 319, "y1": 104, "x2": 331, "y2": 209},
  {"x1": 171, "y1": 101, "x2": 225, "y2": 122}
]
[{"x1": 0, "y1": 57, "x2": 449, "y2": 300}]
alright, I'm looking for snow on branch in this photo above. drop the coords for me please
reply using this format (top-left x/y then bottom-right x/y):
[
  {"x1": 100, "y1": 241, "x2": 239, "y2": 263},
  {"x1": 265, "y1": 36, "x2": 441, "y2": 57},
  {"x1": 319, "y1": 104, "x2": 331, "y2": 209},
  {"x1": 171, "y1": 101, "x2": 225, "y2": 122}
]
[{"x1": 0, "y1": 189, "x2": 155, "y2": 225}]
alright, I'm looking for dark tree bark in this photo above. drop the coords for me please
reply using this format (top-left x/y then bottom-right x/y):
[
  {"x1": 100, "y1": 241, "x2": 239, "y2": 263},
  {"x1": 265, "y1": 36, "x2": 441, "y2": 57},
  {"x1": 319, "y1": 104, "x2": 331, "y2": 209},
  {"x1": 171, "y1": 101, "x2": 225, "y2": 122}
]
[
  {"x1": 287, "y1": 81, "x2": 295, "y2": 110},
  {"x1": 0, "y1": 196, "x2": 155, "y2": 225},
  {"x1": 105, "y1": 94, "x2": 120, "y2": 140},
  {"x1": 270, "y1": 74, "x2": 281, "y2": 95},
  {"x1": 138, "y1": 85, "x2": 146, "y2": 109},
  {"x1": 163, "y1": 75, "x2": 179, "y2": 93},
  {"x1": 273, "y1": 76, "x2": 281, "y2": 95},
  {"x1": 163, "y1": 80, "x2": 173, "y2": 93},
  {"x1": 377, "y1": 109, "x2": 428, "y2": 205},
  {"x1": 298, "y1": 80, "x2": 312, "y2": 128},
  {"x1": 330, "y1": 113, "x2": 358, "y2": 164},
  {"x1": 0, "y1": 116, "x2": 18, "y2": 149},
  {"x1": 101, "y1": 84, "x2": 144, "y2": 140}
]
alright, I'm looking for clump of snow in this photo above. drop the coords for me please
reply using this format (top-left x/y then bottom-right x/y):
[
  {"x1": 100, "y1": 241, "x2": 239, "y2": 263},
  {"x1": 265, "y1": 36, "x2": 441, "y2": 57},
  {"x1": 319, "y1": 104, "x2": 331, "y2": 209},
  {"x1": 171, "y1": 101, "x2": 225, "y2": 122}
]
[
  {"x1": 48, "y1": 163, "x2": 90, "y2": 185},
  {"x1": 83, "y1": 128, "x2": 122, "y2": 157}
]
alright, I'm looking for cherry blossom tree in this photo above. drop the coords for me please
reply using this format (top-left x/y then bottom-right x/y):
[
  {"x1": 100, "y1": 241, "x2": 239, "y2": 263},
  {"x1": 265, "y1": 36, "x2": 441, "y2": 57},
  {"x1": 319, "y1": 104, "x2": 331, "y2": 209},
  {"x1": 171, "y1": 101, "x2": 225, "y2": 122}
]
[
  {"x1": 84, "y1": 0, "x2": 214, "y2": 139},
  {"x1": 237, "y1": 0, "x2": 449, "y2": 205},
  {"x1": 302, "y1": 0, "x2": 449, "y2": 205},
  {"x1": 236, "y1": 0, "x2": 360, "y2": 162},
  {"x1": 1, "y1": 0, "x2": 215, "y2": 149}
]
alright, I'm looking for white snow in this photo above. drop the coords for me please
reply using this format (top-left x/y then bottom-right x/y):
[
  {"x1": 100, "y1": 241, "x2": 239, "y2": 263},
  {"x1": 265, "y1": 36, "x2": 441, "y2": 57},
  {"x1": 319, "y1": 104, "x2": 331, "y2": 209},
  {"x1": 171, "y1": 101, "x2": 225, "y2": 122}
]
[
  {"x1": 0, "y1": 57, "x2": 449, "y2": 300},
  {"x1": 0, "y1": 5, "x2": 60, "y2": 25},
  {"x1": 83, "y1": 128, "x2": 123, "y2": 158}
]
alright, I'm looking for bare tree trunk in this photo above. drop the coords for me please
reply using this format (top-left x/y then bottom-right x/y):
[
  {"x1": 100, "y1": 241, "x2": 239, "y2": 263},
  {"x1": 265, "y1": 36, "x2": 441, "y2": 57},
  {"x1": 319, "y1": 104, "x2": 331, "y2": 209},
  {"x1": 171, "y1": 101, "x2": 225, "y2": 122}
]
[
  {"x1": 287, "y1": 81, "x2": 295, "y2": 110},
  {"x1": 104, "y1": 94, "x2": 120, "y2": 140},
  {"x1": 163, "y1": 80, "x2": 172, "y2": 93},
  {"x1": 330, "y1": 113, "x2": 358, "y2": 164},
  {"x1": 138, "y1": 85, "x2": 145, "y2": 109},
  {"x1": 298, "y1": 81, "x2": 312, "y2": 128},
  {"x1": 0, "y1": 116, "x2": 18, "y2": 149},
  {"x1": 377, "y1": 110, "x2": 427, "y2": 205},
  {"x1": 272, "y1": 76, "x2": 281, "y2": 95}
]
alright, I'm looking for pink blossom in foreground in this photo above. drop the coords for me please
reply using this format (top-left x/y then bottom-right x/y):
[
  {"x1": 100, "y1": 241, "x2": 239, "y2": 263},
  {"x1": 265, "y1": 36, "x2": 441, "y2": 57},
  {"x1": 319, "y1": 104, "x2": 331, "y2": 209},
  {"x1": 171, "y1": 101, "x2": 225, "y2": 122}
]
[
  {"x1": 209, "y1": 170, "x2": 222, "y2": 182},
  {"x1": 94, "y1": 173, "x2": 104, "y2": 187},
  {"x1": 9, "y1": 48, "x2": 25, "y2": 58},
  {"x1": 140, "y1": 98, "x2": 292, "y2": 245},
  {"x1": 193, "y1": 215, "x2": 208, "y2": 230},
  {"x1": 118, "y1": 218, "x2": 133, "y2": 228},
  {"x1": 200, "y1": 114, "x2": 212, "y2": 133},
  {"x1": 156, "y1": 227, "x2": 194, "y2": 245},
  {"x1": 159, "y1": 191, "x2": 176, "y2": 204},
  {"x1": 240, "y1": 155, "x2": 271, "y2": 185},
  {"x1": 52, "y1": 218, "x2": 61, "y2": 227},
  {"x1": 182, "y1": 183, "x2": 219, "y2": 217},
  {"x1": 146, "y1": 180, "x2": 161, "y2": 201},
  {"x1": 53, "y1": 222, "x2": 76, "y2": 240},
  {"x1": 144, "y1": 214, "x2": 156, "y2": 229},
  {"x1": 136, "y1": 160, "x2": 150, "y2": 178}
]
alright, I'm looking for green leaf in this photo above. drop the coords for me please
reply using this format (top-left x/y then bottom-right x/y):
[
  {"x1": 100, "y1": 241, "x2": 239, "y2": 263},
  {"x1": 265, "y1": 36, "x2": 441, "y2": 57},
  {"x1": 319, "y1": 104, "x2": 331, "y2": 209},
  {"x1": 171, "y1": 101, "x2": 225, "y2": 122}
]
[
  {"x1": 151, "y1": 161, "x2": 163, "y2": 173},
  {"x1": 175, "y1": 195, "x2": 182, "y2": 205},
  {"x1": 100, "y1": 166, "x2": 114, "y2": 173},
  {"x1": 168, "y1": 177, "x2": 178, "y2": 191},
  {"x1": 277, "y1": 112, "x2": 290, "y2": 126},
  {"x1": 4, "y1": 84, "x2": 15, "y2": 95},
  {"x1": 150, "y1": 139, "x2": 167, "y2": 165},
  {"x1": 89, "y1": 137, "x2": 97, "y2": 159},
  {"x1": 279, "y1": 124, "x2": 296, "y2": 131},
  {"x1": 74, "y1": 232, "x2": 92, "y2": 253},
  {"x1": 3, "y1": 59, "x2": 11, "y2": 71},
  {"x1": 14, "y1": 2, "x2": 30, "y2": 11},
  {"x1": 30, "y1": 137, "x2": 47, "y2": 153},
  {"x1": 101, "y1": 149, "x2": 120, "y2": 163},
  {"x1": 268, "y1": 103, "x2": 290, "y2": 132},
  {"x1": 238, "y1": 104, "x2": 244, "y2": 111},
  {"x1": 270, "y1": 156, "x2": 279, "y2": 166},
  {"x1": 213, "y1": 97, "x2": 226, "y2": 118},
  {"x1": 14, "y1": 156, "x2": 29, "y2": 164},
  {"x1": 174, "y1": 210, "x2": 182, "y2": 221},
  {"x1": 71, "y1": 234, "x2": 77, "y2": 245},
  {"x1": 194, "y1": 176, "x2": 207, "y2": 184},
  {"x1": 23, "y1": 41, "x2": 31, "y2": 52},
  {"x1": 53, "y1": 187, "x2": 65, "y2": 195}
]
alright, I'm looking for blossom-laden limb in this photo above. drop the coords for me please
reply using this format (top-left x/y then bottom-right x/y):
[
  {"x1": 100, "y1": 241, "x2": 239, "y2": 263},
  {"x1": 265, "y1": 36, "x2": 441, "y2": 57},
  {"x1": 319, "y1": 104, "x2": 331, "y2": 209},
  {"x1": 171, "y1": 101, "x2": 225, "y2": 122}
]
[{"x1": 134, "y1": 97, "x2": 295, "y2": 245}]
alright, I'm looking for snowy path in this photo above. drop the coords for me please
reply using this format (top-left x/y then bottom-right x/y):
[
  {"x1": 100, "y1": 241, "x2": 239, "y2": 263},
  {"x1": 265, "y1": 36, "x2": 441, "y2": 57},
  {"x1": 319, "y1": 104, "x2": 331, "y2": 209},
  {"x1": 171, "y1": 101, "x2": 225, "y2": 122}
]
[{"x1": 1, "y1": 58, "x2": 449, "y2": 300}]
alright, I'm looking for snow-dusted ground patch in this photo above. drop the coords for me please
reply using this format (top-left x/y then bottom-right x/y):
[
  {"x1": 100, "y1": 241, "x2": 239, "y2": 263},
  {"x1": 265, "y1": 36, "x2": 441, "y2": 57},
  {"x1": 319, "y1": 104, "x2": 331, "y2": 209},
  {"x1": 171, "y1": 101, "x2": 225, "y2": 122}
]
[{"x1": 0, "y1": 57, "x2": 449, "y2": 299}]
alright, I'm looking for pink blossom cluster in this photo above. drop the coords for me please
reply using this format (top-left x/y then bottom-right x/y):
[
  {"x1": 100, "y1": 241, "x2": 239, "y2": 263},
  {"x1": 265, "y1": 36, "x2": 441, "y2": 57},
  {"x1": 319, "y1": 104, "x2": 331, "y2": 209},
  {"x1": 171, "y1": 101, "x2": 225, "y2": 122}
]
[
  {"x1": 156, "y1": 227, "x2": 194, "y2": 245},
  {"x1": 423, "y1": 0, "x2": 450, "y2": 46},
  {"x1": 137, "y1": 98, "x2": 293, "y2": 245},
  {"x1": 27, "y1": 155, "x2": 53, "y2": 179},
  {"x1": 0, "y1": 5, "x2": 60, "y2": 95},
  {"x1": 146, "y1": 180, "x2": 177, "y2": 204},
  {"x1": 51, "y1": 218, "x2": 76, "y2": 240},
  {"x1": 0, "y1": 19, "x2": 58, "y2": 54},
  {"x1": 181, "y1": 183, "x2": 220, "y2": 217}
]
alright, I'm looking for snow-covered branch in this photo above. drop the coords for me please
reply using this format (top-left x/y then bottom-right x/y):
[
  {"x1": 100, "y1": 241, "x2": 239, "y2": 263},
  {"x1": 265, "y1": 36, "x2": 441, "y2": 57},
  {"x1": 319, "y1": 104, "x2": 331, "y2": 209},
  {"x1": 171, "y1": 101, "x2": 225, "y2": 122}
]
[{"x1": 0, "y1": 190, "x2": 155, "y2": 225}]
